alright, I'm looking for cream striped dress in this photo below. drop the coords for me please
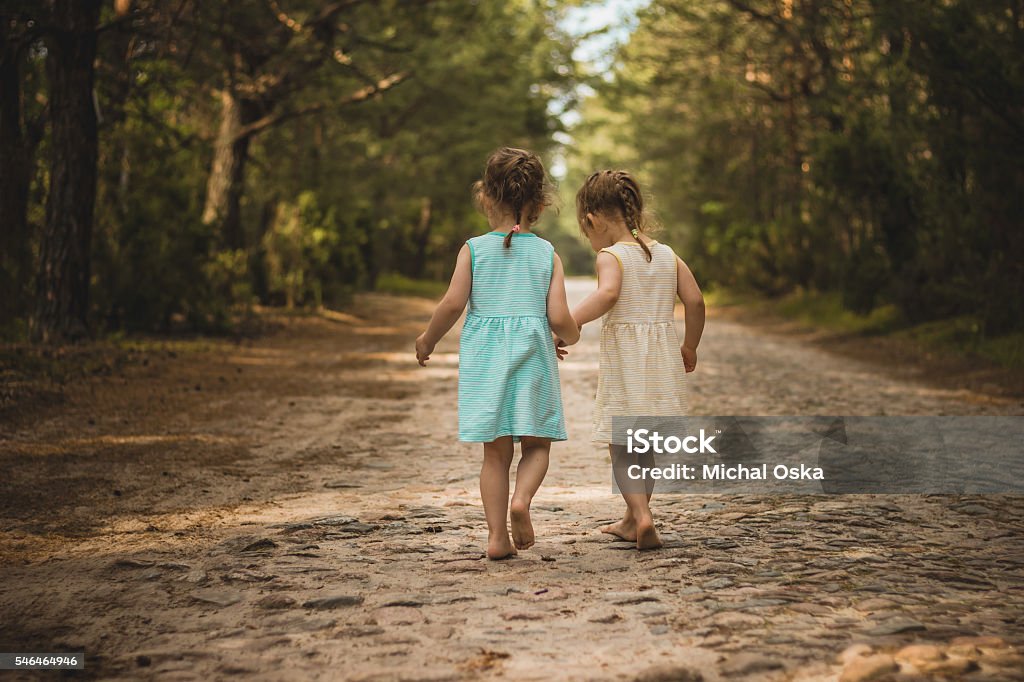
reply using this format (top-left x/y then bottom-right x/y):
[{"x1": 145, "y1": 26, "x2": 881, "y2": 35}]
[{"x1": 592, "y1": 240, "x2": 688, "y2": 444}]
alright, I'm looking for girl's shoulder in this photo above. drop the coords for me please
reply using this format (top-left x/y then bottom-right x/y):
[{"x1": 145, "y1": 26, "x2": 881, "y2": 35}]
[
  {"x1": 601, "y1": 239, "x2": 674, "y2": 256},
  {"x1": 652, "y1": 241, "x2": 677, "y2": 259},
  {"x1": 530, "y1": 233, "x2": 556, "y2": 251},
  {"x1": 466, "y1": 232, "x2": 495, "y2": 246},
  {"x1": 465, "y1": 231, "x2": 554, "y2": 260},
  {"x1": 465, "y1": 232, "x2": 499, "y2": 259},
  {"x1": 466, "y1": 230, "x2": 551, "y2": 244},
  {"x1": 599, "y1": 240, "x2": 678, "y2": 271}
]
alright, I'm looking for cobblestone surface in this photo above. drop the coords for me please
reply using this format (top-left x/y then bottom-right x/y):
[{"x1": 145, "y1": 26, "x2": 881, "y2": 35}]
[{"x1": 1, "y1": 279, "x2": 1021, "y2": 681}]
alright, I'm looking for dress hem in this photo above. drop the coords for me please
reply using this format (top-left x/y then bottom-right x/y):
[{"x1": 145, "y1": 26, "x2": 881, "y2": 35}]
[{"x1": 459, "y1": 431, "x2": 568, "y2": 444}]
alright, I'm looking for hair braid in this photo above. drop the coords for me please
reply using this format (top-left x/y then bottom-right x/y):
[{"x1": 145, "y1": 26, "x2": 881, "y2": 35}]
[
  {"x1": 614, "y1": 172, "x2": 652, "y2": 262},
  {"x1": 504, "y1": 162, "x2": 526, "y2": 249}
]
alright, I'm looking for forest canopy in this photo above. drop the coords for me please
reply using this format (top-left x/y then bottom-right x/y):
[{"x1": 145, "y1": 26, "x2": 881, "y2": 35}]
[
  {"x1": 2, "y1": 0, "x2": 577, "y2": 339},
  {"x1": 574, "y1": 0, "x2": 1023, "y2": 336},
  {"x1": 2, "y1": 0, "x2": 1021, "y2": 343}
]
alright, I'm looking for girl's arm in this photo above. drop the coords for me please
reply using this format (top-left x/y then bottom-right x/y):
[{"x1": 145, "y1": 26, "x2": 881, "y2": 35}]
[
  {"x1": 547, "y1": 253, "x2": 580, "y2": 345},
  {"x1": 572, "y1": 251, "x2": 622, "y2": 327},
  {"x1": 676, "y1": 256, "x2": 705, "y2": 372},
  {"x1": 416, "y1": 244, "x2": 472, "y2": 366}
]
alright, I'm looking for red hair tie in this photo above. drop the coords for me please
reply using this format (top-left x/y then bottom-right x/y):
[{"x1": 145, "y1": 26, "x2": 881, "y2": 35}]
[{"x1": 511, "y1": 224, "x2": 521, "y2": 233}]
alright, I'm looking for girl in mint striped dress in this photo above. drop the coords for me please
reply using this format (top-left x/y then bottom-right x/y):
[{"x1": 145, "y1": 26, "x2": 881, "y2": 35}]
[{"x1": 415, "y1": 147, "x2": 580, "y2": 560}]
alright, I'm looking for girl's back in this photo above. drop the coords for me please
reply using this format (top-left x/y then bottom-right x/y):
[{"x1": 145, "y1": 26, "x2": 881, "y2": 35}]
[
  {"x1": 459, "y1": 231, "x2": 566, "y2": 443},
  {"x1": 602, "y1": 241, "x2": 677, "y2": 324},
  {"x1": 467, "y1": 232, "x2": 552, "y2": 318}
]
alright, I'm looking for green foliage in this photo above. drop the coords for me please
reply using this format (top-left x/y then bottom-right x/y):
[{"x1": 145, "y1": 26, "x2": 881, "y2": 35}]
[
  {"x1": 7, "y1": 0, "x2": 1020, "y2": 343},
  {"x1": 4, "y1": 0, "x2": 579, "y2": 335},
  {"x1": 374, "y1": 274, "x2": 448, "y2": 300},
  {"x1": 775, "y1": 290, "x2": 903, "y2": 336},
  {"x1": 89, "y1": 118, "x2": 239, "y2": 333},
  {"x1": 81, "y1": 6, "x2": 253, "y2": 335},
  {"x1": 711, "y1": 287, "x2": 1023, "y2": 369},
  {"x1": 894, "y1": 318, "x2": 1024, "y2": 371},
  {"x1": 197, "y1": 249, "x2": 252, "y2": 330},
  {"x1": 585, "y1": 0, "x2": 1023, "y2": 334},
  {"x1": 262, "y1": 192, "x2": 364, "y2": 309},
  {"x1": 247, "y1": 0, "x2": 578, "y2": 292}
]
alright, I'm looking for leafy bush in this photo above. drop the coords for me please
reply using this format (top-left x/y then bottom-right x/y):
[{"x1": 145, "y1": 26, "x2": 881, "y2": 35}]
[{"x1": 262, "y1": 192, "x2": 365, "y2": 309}]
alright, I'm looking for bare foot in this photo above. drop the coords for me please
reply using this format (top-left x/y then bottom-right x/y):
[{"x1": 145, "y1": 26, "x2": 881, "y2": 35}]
[
  {"x1": 487, "y1": 532, "x2": 518, "y2": 560},
  {"x1": 599, "y1": 518, "x2": 637, "y2": 542},
  {"x1": 509, "y1": 501, "x2": 535, "y2": 550},
  {"x1": 635, "y1": 518, "x2": 663, "y2": 551}
]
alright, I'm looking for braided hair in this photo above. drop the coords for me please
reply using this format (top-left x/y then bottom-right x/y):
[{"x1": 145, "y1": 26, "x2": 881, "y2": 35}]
[
  {"x1": 472, "y1": 147, "x2": 553, "y2": 249},
  {"x1": 576, "y1": 169, "x2": 652, "y2": 261}
]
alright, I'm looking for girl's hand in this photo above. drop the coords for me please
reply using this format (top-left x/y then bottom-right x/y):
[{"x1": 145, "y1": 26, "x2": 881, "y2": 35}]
[
  {"x1": 554, "y1": 336, "x2": 569, "y2": 361},
  {"x1": 681, "y1": 345, "x2": 697, "y2": 373},
  {"x1": 416, "y1": 333, "x2": 435, "y2": 367},
  {"x1": 552, "y1": 332, "x2": 569, "y2": 360}
]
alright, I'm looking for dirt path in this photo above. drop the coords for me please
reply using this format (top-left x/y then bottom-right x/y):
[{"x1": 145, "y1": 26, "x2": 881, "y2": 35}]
[{"x1": 1, "y1": 279, "x2": 1022, "y2": 681}]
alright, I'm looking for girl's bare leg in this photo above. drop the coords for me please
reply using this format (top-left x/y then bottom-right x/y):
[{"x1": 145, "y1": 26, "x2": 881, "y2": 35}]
[
  {"x1": 601, "y1": 444, "x2": 644, "y2": 540},
  {"x1": 481, "y1": 437, "x2": 516, "y2": 559},
  {"x1": 600, "y1": 499, "x2": 647, "y2": 542},
  {"x1": 510, "y1": 436, "x2": 551, "y2": 550},
  {"x1": 601, "y1": 445, "x2": 662, "y2": 549},
  {"x1": 624, "y1": 491, "x2": 662, "y2": 550}
]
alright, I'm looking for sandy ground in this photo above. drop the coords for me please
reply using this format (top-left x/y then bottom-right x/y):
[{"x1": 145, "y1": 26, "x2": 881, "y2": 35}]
[{"x1": 1, "y1": 278, "x2": 1023, "y2": 681}]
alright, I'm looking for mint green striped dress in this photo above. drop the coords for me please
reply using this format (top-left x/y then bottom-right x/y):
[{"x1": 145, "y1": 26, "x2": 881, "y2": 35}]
[{"x1": 458, "y1": 231, "x2": 567, "y2": 443}]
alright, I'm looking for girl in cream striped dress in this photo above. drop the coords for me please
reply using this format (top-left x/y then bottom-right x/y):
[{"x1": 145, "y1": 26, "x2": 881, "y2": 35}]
[
  {"x1": 569, "y1": 170, "x2": 705, "y2": 550},
  {"x1": 416, "y1": 147, "x2": 580, "y2": 560}
]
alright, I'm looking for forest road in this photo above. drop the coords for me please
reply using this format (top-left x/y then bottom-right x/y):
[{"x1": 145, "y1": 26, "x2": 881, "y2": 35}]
[{"x1": 1, "y1": 277, "x2": 1022, "y2": 681}]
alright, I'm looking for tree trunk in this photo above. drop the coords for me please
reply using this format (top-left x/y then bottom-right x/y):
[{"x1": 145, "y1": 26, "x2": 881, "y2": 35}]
[
  {"x1": 202, "y1": 89, "x2": 257, "y2": 250},
  {"x1": 250, "y1": 196, "x2": 278, "y2": 303},
  {"x1": 412, "y1": 196, "x2": 432, "y2": 279},
  {"x1": 0, "y1": 25, "x2": 33, "y2": 324},
  {"x1": 32, "y1": 0, "x2": 101, "y2": 343}
]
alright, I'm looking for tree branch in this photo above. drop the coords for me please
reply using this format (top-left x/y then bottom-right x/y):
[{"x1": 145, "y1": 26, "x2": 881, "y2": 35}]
[
  {"x1": 233, "y1": 70, "x2": 409, "y2": 142},
  {"x1": 745, "y1": 78, "x2": 794, "y2": 103}
]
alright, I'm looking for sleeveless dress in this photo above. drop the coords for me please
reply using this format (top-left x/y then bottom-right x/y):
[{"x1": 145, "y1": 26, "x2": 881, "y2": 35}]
[
  {"x1": 592, "y1": 240, "x2": 688, "y2": 444},
  {"x1": 458, "y1": 231, "x2": 567, "y2": 443}
]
